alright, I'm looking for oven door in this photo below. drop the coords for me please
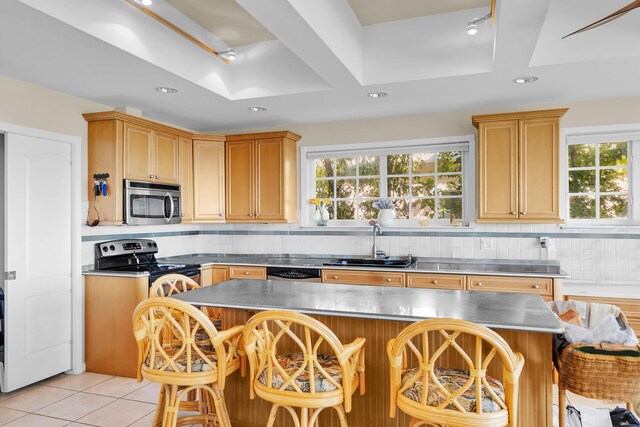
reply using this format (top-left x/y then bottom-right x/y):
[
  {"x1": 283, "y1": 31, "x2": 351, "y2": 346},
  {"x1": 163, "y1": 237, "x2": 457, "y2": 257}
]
[{"x1": 124, "y1": 181, "x2": 181, "y2": 225}]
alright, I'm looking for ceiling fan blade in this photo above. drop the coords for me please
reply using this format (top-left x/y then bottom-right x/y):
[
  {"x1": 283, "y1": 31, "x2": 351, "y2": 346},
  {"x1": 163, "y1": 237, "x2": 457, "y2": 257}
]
[{"x1": 563, "y1": 0, "x2": 640, "y2": 39}]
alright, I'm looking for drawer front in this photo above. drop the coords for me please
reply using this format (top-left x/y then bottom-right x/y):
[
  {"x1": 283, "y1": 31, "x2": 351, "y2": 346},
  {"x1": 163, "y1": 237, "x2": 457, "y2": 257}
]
[
  {"x1": 229, "y1": 266, "x2": 266, "y2": 280},
  {"x1": 467, "y1": 275, "x2": 552, "y2": 295},
  {"x1": 322, "y1": 270, "x2": 405, "y2": 287},
  {"x1": 407, "y1": 273, "x2": 466, "y2": 290},
  {"x1": 565, "y1": 295, "x2": 640, "y2": 318}
]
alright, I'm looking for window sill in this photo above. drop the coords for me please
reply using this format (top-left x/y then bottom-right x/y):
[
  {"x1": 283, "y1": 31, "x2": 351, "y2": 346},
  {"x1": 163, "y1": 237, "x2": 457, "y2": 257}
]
[{"x1": 560, "y1": 223, "x2": 640, "y2": 231}]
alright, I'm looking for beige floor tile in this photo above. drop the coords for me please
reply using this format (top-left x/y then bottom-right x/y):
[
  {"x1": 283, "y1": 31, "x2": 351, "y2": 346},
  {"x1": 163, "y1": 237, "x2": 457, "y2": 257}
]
[
  {"x1": 2, "y1": 414, "x2": 69, "y2": 427},
  {"x1": 123, "y1": 382, "x2": 161, "y2": 405},
  {"x1": 127, "y1": 411, "x2": 158, "y2": 427},
  {"x1": 76, "y1": 398, "x2": 156, "y2": 427},
  {"x1": 0, "y1": 386, "x2": 76, "y2": 412},
  {"x1": 83, "y1": 377, "x2": 146, "y2": 398},
  {"x1": 0, "y1": 407, "x2": 28, "y2": 426},
  {"x1": 46, "y1": 372, "x2": 113, "y2": 392},
  {"x1": 0, "y1": 383, "x2": 43, "y2": 403},
  {"x1": 35, "y1": 392, "x2": 115, "y2": 421}
]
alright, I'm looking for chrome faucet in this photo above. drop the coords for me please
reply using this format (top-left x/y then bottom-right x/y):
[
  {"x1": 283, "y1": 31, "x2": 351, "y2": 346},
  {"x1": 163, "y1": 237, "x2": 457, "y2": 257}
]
[{"x1": 371, "y1": 221, "x2": 386, "y2": 259}]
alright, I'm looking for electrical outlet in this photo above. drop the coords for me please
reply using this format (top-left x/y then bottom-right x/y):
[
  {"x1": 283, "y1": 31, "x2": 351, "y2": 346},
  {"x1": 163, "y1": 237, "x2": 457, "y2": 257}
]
[
  {"x1": 539, "y1": 236, "x2": 550, "y2": 249},
  {"x1": 480, "y1": 238, "x2": 495, "y2": 250}
]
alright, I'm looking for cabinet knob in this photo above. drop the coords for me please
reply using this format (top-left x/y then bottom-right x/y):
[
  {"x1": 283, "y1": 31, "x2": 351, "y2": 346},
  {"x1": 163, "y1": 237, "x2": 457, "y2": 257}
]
[
  {"x1": 244, "y1": 271, "x2": 250, "y2": 275},
  {"x1": 386, "y1": 278, "x2": 392, "y2": 282},
  {"x1": 149, "y1": 174, "x2": 154, "y2": 179},
  {"x1": 533, "y1": 284, "x2": 540, "y2": 289},
  {"x1": 256, "y1": 213, "x2": 261, "y2": 217},
  {"x1": 248, "y1": 213, "x2": 253, "y2": 217},
  {"x1": 432, "y1": 280, "x2": 438, "y2": 285},
  {"x1": 511, "y1": 211, "x2": 516, "y2": 215},
  {"x1": 520, "y1": 211, "x2": 527, "y2": 216},
  {"x1": 333, "y1": 275, "x2": 338, "y2": 280},
  {"x1": 155, "y1": 175, "x2": 159, "y2": 179},
  {"x1": 477, "y1": 282, "x2": 483, "y2": 287}
]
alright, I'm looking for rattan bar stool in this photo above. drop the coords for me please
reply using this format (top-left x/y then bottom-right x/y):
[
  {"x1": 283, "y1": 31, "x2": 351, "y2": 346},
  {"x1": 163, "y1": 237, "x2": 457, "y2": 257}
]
[
  {"x1": 133, "y1": 297, "x2": 243, "y2": 427},
  {"x1": 243, "y1": 310, "x2": 366, "y2": 427},
  {"x1": 387, "y1": 318, "x2": 525, "y2": 427}
]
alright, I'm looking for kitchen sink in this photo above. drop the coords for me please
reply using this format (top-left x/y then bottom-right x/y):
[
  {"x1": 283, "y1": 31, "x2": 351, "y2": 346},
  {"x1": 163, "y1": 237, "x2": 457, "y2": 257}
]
[{"x1": 323, "y1": 256, "x2": 416, "y2": 268}]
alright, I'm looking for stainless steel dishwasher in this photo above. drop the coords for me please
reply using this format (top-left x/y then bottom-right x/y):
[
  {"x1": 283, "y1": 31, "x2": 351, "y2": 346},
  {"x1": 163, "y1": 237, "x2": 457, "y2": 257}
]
[{"x1": 267, "y1": 267, "x2": 322, "y2": 282}]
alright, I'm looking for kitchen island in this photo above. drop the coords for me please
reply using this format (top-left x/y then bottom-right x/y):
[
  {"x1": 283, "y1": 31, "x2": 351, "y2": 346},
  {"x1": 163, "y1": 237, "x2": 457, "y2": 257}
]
[{"x1": 174, "y1": 280, "x2": 562, "y2": 427}]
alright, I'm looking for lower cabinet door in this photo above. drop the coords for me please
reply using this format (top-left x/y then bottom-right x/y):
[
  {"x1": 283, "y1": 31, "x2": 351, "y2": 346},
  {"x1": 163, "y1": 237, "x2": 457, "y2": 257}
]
[
  {"x1": 407, "y1": 273, "x2": 466, "y2": 290},
  {"x1": 322, "y1": 269, "x2": 405, "y2": 287}
]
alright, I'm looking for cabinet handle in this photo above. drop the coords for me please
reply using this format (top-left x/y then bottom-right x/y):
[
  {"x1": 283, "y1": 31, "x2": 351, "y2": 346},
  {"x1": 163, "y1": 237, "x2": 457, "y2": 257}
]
[
  {"x1": 477, "y1": 282, "x2": 483, "y2": 287},
  {"x1": 520, "y1": 211, "x2": 527, "y2": 216},
  {"x1": 333, "y1": 275, "x2": 339, "y2": 280},
  {"x1": 533, "y1": 284, "x2": 540, "y2": 289},
  {"x1": 432, "y1": 280, "x2": 438, "y2": 285}
]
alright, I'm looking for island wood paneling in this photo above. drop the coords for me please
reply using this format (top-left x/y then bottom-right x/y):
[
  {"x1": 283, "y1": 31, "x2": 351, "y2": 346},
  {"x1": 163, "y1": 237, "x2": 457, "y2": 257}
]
[{"x1": 221, "y1": 309, "x2": 553, "y2": 427}]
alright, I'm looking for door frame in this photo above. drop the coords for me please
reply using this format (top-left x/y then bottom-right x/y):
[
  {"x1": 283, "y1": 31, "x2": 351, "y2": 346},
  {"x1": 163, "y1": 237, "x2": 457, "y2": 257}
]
[{"x1": 0, "y1": 121, "x2": 83, "y2": 375}]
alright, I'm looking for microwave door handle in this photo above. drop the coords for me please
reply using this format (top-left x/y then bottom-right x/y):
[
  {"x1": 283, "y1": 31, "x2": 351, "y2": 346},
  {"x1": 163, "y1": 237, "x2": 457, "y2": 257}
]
[{"x1": 164, "y1": 193, "x2": 174, "y2": 222}]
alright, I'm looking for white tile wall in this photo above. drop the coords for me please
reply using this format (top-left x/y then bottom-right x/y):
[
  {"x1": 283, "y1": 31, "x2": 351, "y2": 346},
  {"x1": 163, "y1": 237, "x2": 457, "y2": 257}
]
[{"x1": 82, "y1": 222, "x2": 640, "y2": 287}]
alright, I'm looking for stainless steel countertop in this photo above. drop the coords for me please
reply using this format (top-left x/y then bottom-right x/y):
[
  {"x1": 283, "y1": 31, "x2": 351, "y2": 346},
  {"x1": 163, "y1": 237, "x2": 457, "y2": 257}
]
[
  {"x1": 158, "y1": 253, "x2": 569, "y2": 278},
  {"x1": 172, "y1": 279, "x2": 563, "y2": 333}
]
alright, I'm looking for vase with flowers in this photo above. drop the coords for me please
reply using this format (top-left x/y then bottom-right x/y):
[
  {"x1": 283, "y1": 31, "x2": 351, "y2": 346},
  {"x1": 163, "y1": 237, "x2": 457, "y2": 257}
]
[
  {"x1": 373, "y1": 198, "x2": 396, "y2": 226},
  {"x1": 309, "y1": 198, "x2": 331, "y2": 226}
]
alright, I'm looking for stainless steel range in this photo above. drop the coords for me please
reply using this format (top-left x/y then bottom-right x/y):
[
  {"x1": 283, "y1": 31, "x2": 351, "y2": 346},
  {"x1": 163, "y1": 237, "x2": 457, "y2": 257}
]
[{"x1": 94, "y1": 239, "x2": 200, "y2": 284}]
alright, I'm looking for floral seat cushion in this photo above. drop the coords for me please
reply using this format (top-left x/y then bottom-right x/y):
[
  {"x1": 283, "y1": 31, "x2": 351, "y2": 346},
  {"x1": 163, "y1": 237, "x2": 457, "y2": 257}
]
[
  {"x1": 401, "y1": 367, "x2": 505, "y2": 413},
  {"x1": 257, "y1": 352, "x2": 345, "y2": 393},
  {"x1": 146, "y1": 343, "x2": 218, "y2": 373}
]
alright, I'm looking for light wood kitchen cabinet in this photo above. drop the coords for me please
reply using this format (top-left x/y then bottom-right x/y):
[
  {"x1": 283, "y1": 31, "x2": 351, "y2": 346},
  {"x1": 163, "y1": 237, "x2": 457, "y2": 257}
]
[
  {"x1": 468, "y1": 275, "x2": 553, "y2": 296},
  {"x1": 322, "y1": 269, "x2": 405, "y2": 287},
  {"x1": 229, "y1": 266, "x2": 267, "y2": 280},
  {"x1": 225, "y1": 131, "x2": 300, "y2": 223},
  {"x1": 123, "y1": 123, "x2": 179, "y2": 184},
  {"x1": 84, "y1": 111, "x2": 224, "y2": 225},
  {"x1": 201, "y1": 265, "x2": 229, "y2": 286},
  {"x1": 565, "y1": 295, "x2": 640, "y2": 338},
  {"x1": 472, "y1": 108, "x2": 568, "y2": 223},
  {"x1": 407, "y1": 273, "x2": 466, "y2": 290},
  {"x1": 193, "y1": 137, "x2": 225, "y2": 222},
  {"x1": 179, "y1": 137, "x2": 194, "y2": 222}
]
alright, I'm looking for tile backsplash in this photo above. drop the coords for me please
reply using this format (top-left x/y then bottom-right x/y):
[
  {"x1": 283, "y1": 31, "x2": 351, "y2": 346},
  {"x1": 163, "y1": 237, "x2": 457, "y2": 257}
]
[{"x1": 81, "y1": 222, "x2": 640, "y2": 287}]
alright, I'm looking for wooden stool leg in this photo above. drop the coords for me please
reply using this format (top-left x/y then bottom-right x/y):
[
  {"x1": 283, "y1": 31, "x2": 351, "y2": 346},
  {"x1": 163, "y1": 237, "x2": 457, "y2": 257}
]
[
  {"x1": 300, "y1": 408, "x2": 309, "y2": 427},
  {"x1": 210, "y1": 383, "x2": 231, "y2": 427},
  {"x1": 266, "y1": 404, "x2": 281, "y2": 427},
  {"x1": 152, "y1": 385, "x2": 166, "y2": 427},
  {"x1": 163, "y1": 384, "x2": 180, "y2": 427},
  {"x1": 332, "y1": 404, "x2": 348, "y2": 427},
  {"x1": 558, "y1": 384, "x2": 567, "y2": 427}
]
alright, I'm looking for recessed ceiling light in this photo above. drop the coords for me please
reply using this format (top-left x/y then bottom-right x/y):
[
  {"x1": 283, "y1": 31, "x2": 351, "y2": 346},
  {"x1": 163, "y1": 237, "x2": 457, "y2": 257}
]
[
  {"x1": 156, "y1": 86, "x2": 178, "y2": 94},
  {"x1": 248, "y1": 106, "x2": 267, "y2": 112},
  {"x1": 513, "y1": 76, "x2": 539, "y2": 84},
  {"x1": 466, "y1": 13, "x2": 491, "y2": 36},
  {"x1": 368, "y1": 92, "x2": 389, "y2": 98},
  {"x1": 466, "y1": 24, "x2": 478, "y2": 35},
  {"x1": 134, "y1": 0, "x2": 153, "y2": 6}
]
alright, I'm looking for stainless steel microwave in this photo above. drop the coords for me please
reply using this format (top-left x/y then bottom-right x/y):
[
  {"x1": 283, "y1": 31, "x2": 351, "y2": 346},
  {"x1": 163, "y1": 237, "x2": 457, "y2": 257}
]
[{"x1": 123, "y1": 180, "x2": 181, "y2": 225}]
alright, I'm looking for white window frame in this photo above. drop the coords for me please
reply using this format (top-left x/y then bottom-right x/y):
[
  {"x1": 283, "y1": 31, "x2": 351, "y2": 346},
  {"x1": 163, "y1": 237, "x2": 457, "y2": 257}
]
[
  {"x1": 299, "y1": 135, "x2": 476, "y2": 227},
  {"x1": 562, "y1": 124, "x2": 640, "y2": 226}
]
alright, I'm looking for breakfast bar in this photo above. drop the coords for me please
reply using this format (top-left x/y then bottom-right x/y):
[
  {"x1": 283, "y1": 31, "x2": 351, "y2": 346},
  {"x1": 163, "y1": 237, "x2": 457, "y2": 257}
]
[{"x1": 174, "y1": 280, "x2": 563, "y2": 427}]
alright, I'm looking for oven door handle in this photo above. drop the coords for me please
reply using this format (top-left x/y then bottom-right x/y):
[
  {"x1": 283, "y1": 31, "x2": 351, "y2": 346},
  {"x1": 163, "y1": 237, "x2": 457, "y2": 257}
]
[{"x1": 163, "y1": 193, "x2": 175, "y2": 222}]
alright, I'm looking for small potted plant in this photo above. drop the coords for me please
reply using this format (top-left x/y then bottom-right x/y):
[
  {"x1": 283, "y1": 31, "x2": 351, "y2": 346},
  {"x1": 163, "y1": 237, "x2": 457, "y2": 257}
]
[
  {"x1": 309, "y1": 198, "x2": 331, "y2": 226},
  {"x1": 373, "y1": 198, "x2": 395, "y2": 226}
]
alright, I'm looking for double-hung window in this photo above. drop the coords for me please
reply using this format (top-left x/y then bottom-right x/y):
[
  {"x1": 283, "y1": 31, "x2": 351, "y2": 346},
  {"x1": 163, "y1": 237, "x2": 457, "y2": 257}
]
[
  {"x1": 565, "y1": 128, "x2": 640, "y2": 224},
  {"x1": 301, "y1": 136, "x2": 475, "y2": 226}
]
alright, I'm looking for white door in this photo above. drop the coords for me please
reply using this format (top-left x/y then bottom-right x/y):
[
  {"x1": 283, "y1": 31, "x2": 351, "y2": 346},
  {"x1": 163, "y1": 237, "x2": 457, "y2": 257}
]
[{"x1": 2, "y1": 133, "x2": 73, "y2": 391}]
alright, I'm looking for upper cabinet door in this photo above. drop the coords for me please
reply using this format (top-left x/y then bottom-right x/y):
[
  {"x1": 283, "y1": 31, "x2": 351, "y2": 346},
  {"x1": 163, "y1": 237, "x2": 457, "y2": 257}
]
[
  {"x1": 225, "y1": 140, "x2": 254, "y2": 221},
  {"x1": 519, "y1": 118, "x2": 560, "y2": 221},
  {"x1": 123, "y1": 123, "x2": 154, "y2": 181},
  {"x1": 478, "y1": 120, "x2": 519, "y2": 221},
  {"x1": 179, "y1": 137, "x2": 194, "y2": 222},
  {"x1": 154, "y1": 131, "x2": 179, "y2": 184},
  {"x1": 193, "y1": 140, "x2": 225, "y2": 221},
  {"x1": 255, "y1": 138, "x2": 284, "y2": 221}
]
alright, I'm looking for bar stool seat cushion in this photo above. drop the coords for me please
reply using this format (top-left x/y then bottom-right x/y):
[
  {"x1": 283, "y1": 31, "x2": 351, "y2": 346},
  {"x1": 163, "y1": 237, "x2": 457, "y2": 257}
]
[
  {"x1": 146, "y1": 343, "x2": 218, "y2": 373},
  {"x1": 400, "y1": 367, "x2": 505, "y2": 413},
  {"x1": 257, "y1": 352, "x2": 347, "y2": 393}
]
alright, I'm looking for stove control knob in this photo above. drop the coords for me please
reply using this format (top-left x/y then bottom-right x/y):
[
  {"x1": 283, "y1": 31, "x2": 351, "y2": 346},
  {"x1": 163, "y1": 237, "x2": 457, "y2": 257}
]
[
  {"x1": 109, "y1": 245, "x2": 115, "y2": 251},
  {"x1": 102, "y1": 246, "x2": 108, "y2": 252},
  {"x1": 147, "y1": 242, "x2": 153, "y2": 247},
  {"x1": 153, "y1": 243, "x2": 157, "y2": 247}
]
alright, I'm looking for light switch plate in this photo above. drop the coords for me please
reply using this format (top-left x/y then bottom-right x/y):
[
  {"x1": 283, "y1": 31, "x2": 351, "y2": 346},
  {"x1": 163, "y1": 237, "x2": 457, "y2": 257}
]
[{"x1": 480, "y1": 238, "x2": 495, "y2": 250}]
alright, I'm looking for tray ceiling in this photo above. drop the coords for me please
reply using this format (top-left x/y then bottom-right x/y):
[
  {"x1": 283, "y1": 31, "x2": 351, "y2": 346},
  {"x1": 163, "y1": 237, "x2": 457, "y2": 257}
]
[{"x1": 346, "y1": 0, "x2": 490, "y2": 25}]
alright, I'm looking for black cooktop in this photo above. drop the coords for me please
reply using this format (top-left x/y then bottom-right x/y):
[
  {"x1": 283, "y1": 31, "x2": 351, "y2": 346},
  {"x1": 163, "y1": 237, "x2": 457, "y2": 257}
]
[{"x1": 111, "y1": 263, "x2": 198, "y2": 276}]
